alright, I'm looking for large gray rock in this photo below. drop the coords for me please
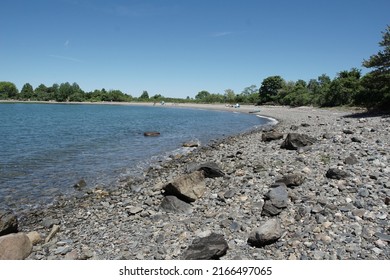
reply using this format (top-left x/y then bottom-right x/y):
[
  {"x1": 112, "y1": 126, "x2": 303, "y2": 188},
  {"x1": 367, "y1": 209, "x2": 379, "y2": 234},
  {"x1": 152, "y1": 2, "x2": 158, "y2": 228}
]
[
  {"x1": 262, "y1": 131, "x2": 284, "y2": 142},
  {"x1": 163, "y1": 171, "x2": 206, "y2": 202},
  {"x1": 0, "y1": 233, "x2": 32, "y2": 260},
  {"x1": 181, "y1": 233, "x2": 228, "y2": 260},
  {"x1": 0, "y1": 210, "x2": 18, "y2": 236},
  {"x1": 262, "y1": 183, "x2": 288, "y2": 216},
  {"x1": 280, "y1": 133, "x2": 316, "y2": 150},
  {"x1": 248, "y1": 219, "x2": 283, "y2": 247},
  {"x1": 160, "y1": 196, "x2": 193, "y2": 214},
  {"x1": 187, "y1": 162, "x2": 225, "y2": 178},
  {"x1": 275, "y1": 173, "x2": 305, "y2": 187}
]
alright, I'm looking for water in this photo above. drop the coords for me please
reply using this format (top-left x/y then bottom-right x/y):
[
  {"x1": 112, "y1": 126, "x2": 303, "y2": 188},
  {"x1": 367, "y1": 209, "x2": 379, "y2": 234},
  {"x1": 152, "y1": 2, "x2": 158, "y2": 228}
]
[{"x1": 0, "y1": 103, "x2": 270, "y2": 212}]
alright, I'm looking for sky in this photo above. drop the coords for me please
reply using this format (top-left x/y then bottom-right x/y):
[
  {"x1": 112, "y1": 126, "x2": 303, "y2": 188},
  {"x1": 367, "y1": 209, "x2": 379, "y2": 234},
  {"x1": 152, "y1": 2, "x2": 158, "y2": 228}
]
[{"x1": 0, "y1": 0, "x2": 389, "y2": 98}]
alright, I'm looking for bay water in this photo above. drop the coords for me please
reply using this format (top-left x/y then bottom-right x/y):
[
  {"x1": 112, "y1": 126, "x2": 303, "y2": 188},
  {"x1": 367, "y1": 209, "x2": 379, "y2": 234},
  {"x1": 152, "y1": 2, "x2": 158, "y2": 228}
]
[{"x1": 0, "y1": 103, "x2": 270, "y2": 212}]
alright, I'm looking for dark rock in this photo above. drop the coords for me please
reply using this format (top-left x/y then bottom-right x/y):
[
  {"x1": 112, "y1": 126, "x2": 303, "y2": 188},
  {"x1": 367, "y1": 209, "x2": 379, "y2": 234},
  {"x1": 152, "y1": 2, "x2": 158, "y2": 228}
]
[
  {"x1": 351, "y1": 137, "x2": 362, "y2": 143},
  {"x1": 262, "y1": 201, "x2": 283, "y2": 216},
  {"x1": 264, "y1": 184, "x2": 288, "y2": 208},
  {"x1": 344, "y1": 154, "x2": 358, "y2": 165},
  {"x1": 247, "y1": 219, "x2": 283, "y2": 247},
  {"x1": 160, "y1": 196, "x2": 193, "y2": 214},
  {"x1": 290, "y1": 125, "x2": 299, "y2": 131},
  {"x1": 385, "y1": 197, "x2": 390, "y2": 205},
  {"x1": 73, "y1": 179, "x2": 86, "y2": 189},
  {"x1": 0, "y1": 210, "x2": 18, "y2": 236},
  {"x1": 343, "y1": 129, "x2": 354, "y2": 134},
  {"x1": 275, "y1": 173, "x2": 305, "y2": 187},
  {"x1": 163, "y1": 171, "x2": 206, "y2": 202},
  {"x1": 143, "y1": 131, "x2": 160, "y2": 137},
  {"x1": 301, "y1": 123, "x2": 310, "y2": 127},
  {"x1": 261, "y1": 131, "x2": 284, "y2": 142},
  {"x1": 280, "y1": 133, "x2": 316, "y2": 150},
  {"x1": 0, "y1": 233, "x2": 32, "y2": 260},
  {"x1": 188, "y1": 162, "x2": 225, "y2": 178},
  {"x1": 181, "y1": 233, "x2": 228, "y2": 260},
  {"x1": 223, "y1": 189, "x2": 236, "y2": 199},
  {"x1": 326, "y1": 168, "x2": 349, "y2": 179}
]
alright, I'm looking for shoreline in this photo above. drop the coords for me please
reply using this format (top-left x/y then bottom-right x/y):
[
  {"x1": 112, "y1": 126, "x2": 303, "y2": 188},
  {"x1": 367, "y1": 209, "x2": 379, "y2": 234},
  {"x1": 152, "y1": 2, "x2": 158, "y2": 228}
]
[{"x1": 3, "y1": 104, "x2": 390, "y2": 260}]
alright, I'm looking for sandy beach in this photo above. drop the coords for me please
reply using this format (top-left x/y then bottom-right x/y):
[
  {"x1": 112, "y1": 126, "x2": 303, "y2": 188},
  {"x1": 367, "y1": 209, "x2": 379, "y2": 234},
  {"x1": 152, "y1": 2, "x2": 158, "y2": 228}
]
[{"x1": 1, "y1": 103, "x2": 389, "y2": 260}]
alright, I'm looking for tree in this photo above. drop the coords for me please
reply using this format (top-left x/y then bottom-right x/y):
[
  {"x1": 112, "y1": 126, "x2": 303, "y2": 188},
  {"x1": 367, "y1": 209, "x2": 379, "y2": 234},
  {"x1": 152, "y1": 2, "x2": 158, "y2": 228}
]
[
  {"x1": 224, "y1": 89, "x2": 236, "y2": 103},
  {"x1": 20, "y1": 83, "x2": 34, "y2": 100},
  {"x1": 0, "y1": 81, "x2": 18, "y2": 99},
  {"x1": 356, "y1": 25, "x2": 390, "y2": 109},
  {"x1": 140, "y1": 90, "x2": 149, "y2": 99},
  {"x1": 195, "y1": 90, "x2": 210, "y2": 101},
  {"x1": 258, "y1": 76, "x2": 285, "y2": 104}
]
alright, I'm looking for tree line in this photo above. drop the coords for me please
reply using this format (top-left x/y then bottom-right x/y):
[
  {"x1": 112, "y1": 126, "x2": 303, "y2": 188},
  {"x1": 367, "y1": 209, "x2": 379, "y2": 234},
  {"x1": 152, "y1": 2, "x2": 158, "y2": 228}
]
[{"x1": 1, "y1": 26, "x2": 388, "y2": 110}]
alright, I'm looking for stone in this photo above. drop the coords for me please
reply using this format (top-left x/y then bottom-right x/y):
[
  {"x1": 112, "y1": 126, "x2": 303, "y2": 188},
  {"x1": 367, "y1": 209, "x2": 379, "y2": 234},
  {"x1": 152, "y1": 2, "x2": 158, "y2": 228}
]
[
  {"x1": 344, "y1": 154, "x2": 358, "y2": 165},
  {"x1": 223, "y1": 189, "x2": 236, "y2": 199},
  {"x1": 26, "y1": 231, "x2": 42, "y2": 245},
  {"x1": 143, "y1": 131, "x2": 160, "y2": 137},
  {"x1": 0, "y1": 233, "x2": 32, "y2": 260},
  {"x1": 375, "y1": 232, "x2": 390, "y2": 242},
  {"x1": 160, "y1": 196, "x2": 193, "y2": 214},
  {"x1": 326, "y1": 168, "x2": 349, "y2": 179},
  {"x1": 181, "y1": 232, "x2": 228, "y2": 260},
  {"x1": 280, "y1": 133, "x2": 316, "y2": 150},
  {"x1": 262, "y1": 131, "x2": 284, "y2": 142},
  {"x1": 42, "y1": 217, "x2": 60, "y2": 228},
  {"x1": 182, "y1": 141, "x2": 199, "y2": 147},
  {"x1": 264, "y1": 184, "x2": 288, "y2": 208},
  {"x1": 163, "y1": 171, "x2": 206, "y2": 202},
  {"x1": 0, "y1": 210, "x2": 18, "y2": 236},
  {"x1": 73, "y1": 179, "x2": 86, "y2": 189},
  {"x1": 262, "y1": 201, "x2": 283, "y2": 216},
  {"x1": 45, "y1": 224, "x2": 60, "y2": 243},
  {"x1": 343, "y1": 129, "x2": 354, "y2": 134},
  {"x1": 127, "y1": 206, "x2": 143, "y2": 215},
  {"x1": 351, "y1": 137, "x2": 362, "y2": 143},
  {"x1": 189, "y1": 162, "x2": 225, "y2": 178},
  {"x1": 248, "y1": 219, "x2": 283, "y2": 247},
  {"x1": 275, "y1": 173, "x2": 305, "y2": 187}
]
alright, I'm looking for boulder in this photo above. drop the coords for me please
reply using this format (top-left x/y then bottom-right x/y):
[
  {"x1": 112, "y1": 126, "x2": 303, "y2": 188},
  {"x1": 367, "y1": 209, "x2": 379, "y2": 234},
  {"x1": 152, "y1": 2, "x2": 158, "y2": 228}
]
[
  {"x1": 73, "y1": 179, "x2": 86, "y2": 189},
  {"x1": 143, "y1": 131, "x2": 160, "y2": 137},
  {"x1": 181, "y1": 233, "x2": 228, "y2": 260},
  {"x1": 247, "y1": 219, "x2": 283, "y2": 247},
  {"x1": 163, "y1": 171, "x2": 206, "y2": 202},
  {"x1": 262, "y1": 183, "x2": 288, "y2": 216},
  {"x1": 160, "y1": 196, "x2": 193, "y2": 214},
  {"x1": 275, "y1": 173, "x2": 305, "y2": 187},
  {"x1": 26, "y1": 231, "x2": 42, "y2": 245},
  {"x1": 0, "y1": 210, "x2": 18, "y2": 236},
  {"x1": 186, "y1": 162, "x2": 225, "y2": 178},
  {"x1": 326, "y1": 168, "x2": 349, "y2": 179},
  {"x1": 261, "y1": 131, "x2": 284, "y2": 142},
  {"x1": 280, "y1": 133, "x2": 316, "y2": 150},
  {"x1": 0, "y1": 233, "x2": 32, "y2": 260}
]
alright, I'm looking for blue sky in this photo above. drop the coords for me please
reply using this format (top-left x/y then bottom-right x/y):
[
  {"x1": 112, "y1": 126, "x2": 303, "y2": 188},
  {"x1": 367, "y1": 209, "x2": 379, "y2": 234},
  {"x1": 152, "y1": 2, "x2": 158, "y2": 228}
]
[{"x1": 1, "y1": 0, "x2": 389, "y2": 98}]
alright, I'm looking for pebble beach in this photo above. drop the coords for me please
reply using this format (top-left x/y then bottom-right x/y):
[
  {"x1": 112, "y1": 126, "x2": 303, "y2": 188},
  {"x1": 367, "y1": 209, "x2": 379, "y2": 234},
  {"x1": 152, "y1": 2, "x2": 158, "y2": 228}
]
[{"x1": 2, "y1": 104, "x2": 389, "y2": 260}]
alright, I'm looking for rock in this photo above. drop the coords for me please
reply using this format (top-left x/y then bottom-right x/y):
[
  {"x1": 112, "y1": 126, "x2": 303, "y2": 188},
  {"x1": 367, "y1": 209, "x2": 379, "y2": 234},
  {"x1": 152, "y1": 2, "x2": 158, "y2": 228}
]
[
  {"x1": 223, "y1": 189, "x2": 236, "y2": 199},
  {"x1": 160, "y1": 196, "x2": 193, "y2": 214},
  {"x1": 42, "y1": 217, "x2": 60, "y2": 228},
  {"x1": 264, "y1": 183, "x2": 288, "y2": 209},
  {"x1": 351, "y1": 136, "x2": 362, "y2": 143},
  {"x1": 73, "y1": 179, "x2": 86, "y2": 189},
  {"x1": 127, "y1": 206, "x2": 143, "y2": 215},
  {"x1": 275, "y1": 173, "x2": 305, "y2": 187},
  {"x1": 280, "y1": 133, "x2": 316, "y2": 150},
  {"x1": 375, "y1": 232, "x2": 390, "y2": 242},
  {"x1": 0, "y1": 210, "x2": 18, "y2": 236},
  {"x1": 0, "y1": 233, "x2": 32, "y2": 260},
  {"x1": 385, "y1": 197, "x2": 390, "y2": 205},
  {"x1": 344, "y1": 154, "x2": 358, "y2": 165},
  {"x1": 262, "y1": 201, "x2": 284, "y2": 216},
  {"x1": 143, "y1": 131, "x2": 160, "y2": 137},
  {"x1": 181, "y1": 232, "x2": 228, "y2": 260},
  {"x1": 26, "y1": 231, "x2": 42, "y2": 245},
  {"x1": 187, "y1": 162, "x2": 225, "y2": 178},
  {"x1": 326, "y1": 168, "x2": 349, "y2": 179},
  {"x1": 262, "y1": 131, "x2": 284, "y2": 142},
  {"x1": 163, "y1": 171, "x2": 206, "y2": 202},
  {"x1": 248, "y1": 219, "x2": 283, "y2": 247},
  {"x1": 45, "y1": 225, "x2": 60, "y2": 243},
  {"x1": 182, "y1": 141, "x2": 199, "y2": 147},
  {"x1": 343, "y1": 129, "x2": 354, "y2": 134}
]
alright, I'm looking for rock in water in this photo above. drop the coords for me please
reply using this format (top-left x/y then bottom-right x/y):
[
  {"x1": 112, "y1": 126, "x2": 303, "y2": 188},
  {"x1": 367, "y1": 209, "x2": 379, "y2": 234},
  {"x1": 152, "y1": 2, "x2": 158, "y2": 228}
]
[
  {"x1": 163, "y1": 171, "x2": 206, "y2": 202},
  {"x1": 247, "y1": 219, "x2": 283, "y2": 247},
  {"x1": 73, "y1": 179, "x2": 87, "y2": 189},
  {"x1": 181, "y1": 233, "x2": 228, "y2": 260},
  {"x1": 0, "y1": 233, "x2": 32, "y2": 260},
  {"x1": 143, "y1": 131, "x2": 160, "y2": 137},
  {"x1": 0, "y1": 210, "x2": 18, "y2": 236},
  {"x1": 280, "y1": 133, "x2": 316, "y2": 150},
  {"x1": 160, "y1": 196, "x2": 193, "y2": 214}
]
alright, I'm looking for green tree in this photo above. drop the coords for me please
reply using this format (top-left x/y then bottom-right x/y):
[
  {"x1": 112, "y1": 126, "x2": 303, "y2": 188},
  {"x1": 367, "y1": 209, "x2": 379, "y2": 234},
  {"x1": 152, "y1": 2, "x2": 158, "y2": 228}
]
[
  {"x1": 356, "y1": 25, "x2": 390, "y2": 109},
  {"x1": 0, "y1": 81, "x2": 18, "y2": 99},
  {"x1": 258, "y1": 76, "x2": 285, "y2": 104},
  {"x1": 195, "y1": 90, "x2": 210, "y2": 101},
  {"x1": 224, "y1": 89, "x2": 236, "y2": 103},
  {"x1": 140, "y1": 90, "x2": 149, "y2": 99},
  {"x1": 20, "y1": 83, "x2": 34, "y2": 100},
  {"x1": 35, "y1": 84, "x2": 49, "y2": 100},
  {"x1": 239, "y1": 85, "x2": 259, "y2": 103}
]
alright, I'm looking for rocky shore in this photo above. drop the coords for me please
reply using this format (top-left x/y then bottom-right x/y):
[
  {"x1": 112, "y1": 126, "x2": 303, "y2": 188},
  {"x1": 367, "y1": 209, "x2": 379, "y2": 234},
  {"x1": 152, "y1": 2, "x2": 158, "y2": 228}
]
[{"x1": 1, "y1": 105, "x2": 389, "y2": 260}]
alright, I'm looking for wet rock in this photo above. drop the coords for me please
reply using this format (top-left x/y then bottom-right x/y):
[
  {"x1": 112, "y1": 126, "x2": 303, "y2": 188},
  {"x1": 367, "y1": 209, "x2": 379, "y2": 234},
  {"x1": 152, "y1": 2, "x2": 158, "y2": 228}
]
[
  {"x1": 262, "y1": 131, "x2": 284, "y2": 142},
  {"x1": 163, "y1": 171, "x2": 206, "y2": 202},
  {"x1": 280, "y1": 133, "x2": 316, "y2": 150},
  {"x1": 160, "y1": 196, "x2": 193, "y2": 214},
  {"x1": 181, "y1": 233, "x2": 228, "y2": 260},
  {"x1": 275, "y1": 173, "x2": 305, "y2": 187},
  {"x1": 248, "y1": 219, "x2": 283, "y2": 247},
  {"x1": 0, "y1": 233, "x2": 32, "y2": 260},
  {"x1": 182, "y1": 141, "x2": 199, "y2": 147},
  {"x1": 0, "y1": 210, "x2": 18, "y2": 236},
  {"x1": 73, "y1": 179, "x2": 87, "y2": 189},
  {"x1": 326, "y1": 168, "x2": 349, "y2": 179},
  {"x1": 143, "y1": 131, "x2": 160, "y2": 137}
]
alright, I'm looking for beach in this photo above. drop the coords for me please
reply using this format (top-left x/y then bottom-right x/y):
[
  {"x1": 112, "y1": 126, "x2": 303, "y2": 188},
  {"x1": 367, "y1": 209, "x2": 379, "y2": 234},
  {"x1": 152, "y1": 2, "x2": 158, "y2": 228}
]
[{"x1": 2, "y1": 104, "x2": 389, "y2": 260}]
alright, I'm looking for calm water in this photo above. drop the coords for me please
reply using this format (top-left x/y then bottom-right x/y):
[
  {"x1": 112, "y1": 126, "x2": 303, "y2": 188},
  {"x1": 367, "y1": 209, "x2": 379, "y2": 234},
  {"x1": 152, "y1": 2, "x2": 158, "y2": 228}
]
[{"x1": 0, "y1": 103, "x2": 270, "y2": 212}]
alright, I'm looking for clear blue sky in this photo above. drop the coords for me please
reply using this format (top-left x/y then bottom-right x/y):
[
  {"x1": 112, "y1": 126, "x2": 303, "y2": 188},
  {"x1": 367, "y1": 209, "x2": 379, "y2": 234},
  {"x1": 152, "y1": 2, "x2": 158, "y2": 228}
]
[{"x1": 1, "y1": 0, "x2": 389, "y2": 98}]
